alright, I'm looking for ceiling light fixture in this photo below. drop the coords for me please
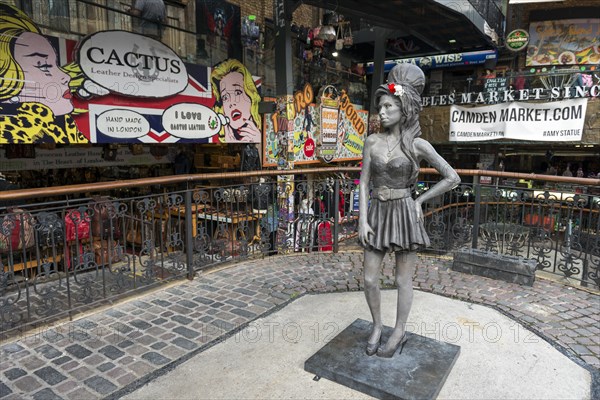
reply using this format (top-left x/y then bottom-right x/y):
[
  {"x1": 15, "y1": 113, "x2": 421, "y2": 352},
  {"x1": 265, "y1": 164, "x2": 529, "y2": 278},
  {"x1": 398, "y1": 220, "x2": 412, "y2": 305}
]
[
  {"x1": 317, "y1": 25, "x2": 336, "y2": 41},
  {"x1": 332, "y1": 51, "x2": 339, "y2": 57},
  {"x1": 449, "y1": 39, "x2": 457, "y2": 43}
]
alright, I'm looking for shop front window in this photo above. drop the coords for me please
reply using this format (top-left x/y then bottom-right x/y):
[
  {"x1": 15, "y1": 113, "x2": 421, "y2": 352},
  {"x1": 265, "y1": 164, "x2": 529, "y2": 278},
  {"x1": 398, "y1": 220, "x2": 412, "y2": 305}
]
[
  {"x1": 9, "y1": 1, "x2": 195, "y2": 60},
  {"x1": 49, "y1": 0, "x2": 69, "y2": 32}
]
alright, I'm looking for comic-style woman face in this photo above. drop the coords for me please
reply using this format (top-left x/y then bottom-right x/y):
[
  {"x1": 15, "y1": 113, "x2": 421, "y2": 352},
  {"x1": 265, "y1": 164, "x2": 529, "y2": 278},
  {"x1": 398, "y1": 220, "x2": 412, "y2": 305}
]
[
  {"x1": 13, "y1": 31, "x2": 73, "y2": 116},
  {"x1": 220, "y1": 71, "x2": 253, "y2": 130}
]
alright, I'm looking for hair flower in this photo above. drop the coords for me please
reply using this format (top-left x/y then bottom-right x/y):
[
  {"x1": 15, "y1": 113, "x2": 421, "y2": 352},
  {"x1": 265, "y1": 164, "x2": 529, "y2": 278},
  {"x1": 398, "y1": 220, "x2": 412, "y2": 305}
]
[{"x1": 388, "y1": 83, "x2": 405, "y2": 97}]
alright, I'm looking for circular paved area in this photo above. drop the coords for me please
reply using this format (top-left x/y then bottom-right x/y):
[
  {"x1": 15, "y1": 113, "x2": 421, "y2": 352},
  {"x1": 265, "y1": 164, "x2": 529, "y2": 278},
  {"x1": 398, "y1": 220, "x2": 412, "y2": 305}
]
[
  {"x1": 125, "y1": 291, "x2": 591, "y2": 399},
  {"x1": 0, "y1": 250, "x2": 598, "y2": 399}
]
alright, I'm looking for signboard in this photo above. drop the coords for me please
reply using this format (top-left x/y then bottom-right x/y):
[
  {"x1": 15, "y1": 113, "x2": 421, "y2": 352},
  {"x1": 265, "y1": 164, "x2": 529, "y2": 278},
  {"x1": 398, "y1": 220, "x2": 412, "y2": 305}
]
[
  {"x1": 320, "y1": 105, "x2": 339, "y2": 144},
  {"x1": 352, "y1": 189, "x2": 360, "y2": 212},
  {"x1": 263, "y1": 96, "x2": 367, "y2": 166},
  {"x1": 483, "y1": 77, "x2": 508, "y2": 97},
  {"x1": 319, "y1": 103, "x2": 339, "y2": 162},
  {"x1": 78, "y1": 30, "x2": 188, "y2": 98},
  {"x1": 0, "y1": 146, "x2": 170, "y2": 172},
  {"x1": 527, "y1": 19, "x2": 600, "y2": 66},
  {"x1": 506, "y1": 29, "x2": 529, "y2": 52},
  {"x1": 0, "y1": 4, "x2": 260, "y2": 144},
  {"x1": 366, "y1": 50, "x2": 497, "y2": 74},
  {"x1": 449, "y1": 98, "x2": 588, "y2": 142},
  {"x1": 422, "y1": 83, "x2": 599, "y2": 107},
  {"x1": 273, "y1": 0, "x2": 286, "y2": 28}
]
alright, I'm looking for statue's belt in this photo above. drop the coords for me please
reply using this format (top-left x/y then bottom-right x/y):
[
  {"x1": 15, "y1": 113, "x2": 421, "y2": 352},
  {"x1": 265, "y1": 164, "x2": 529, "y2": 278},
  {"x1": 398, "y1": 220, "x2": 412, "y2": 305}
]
[{"x1": 371, "y1": 187, "x2": 412, "y2": 201}]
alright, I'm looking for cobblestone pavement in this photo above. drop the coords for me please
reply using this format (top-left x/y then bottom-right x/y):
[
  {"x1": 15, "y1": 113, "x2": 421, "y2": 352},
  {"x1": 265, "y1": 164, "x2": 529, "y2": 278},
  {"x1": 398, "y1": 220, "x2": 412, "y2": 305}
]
[{"x1": 1, "y1": 250, "x2": 599, "y2": 399}]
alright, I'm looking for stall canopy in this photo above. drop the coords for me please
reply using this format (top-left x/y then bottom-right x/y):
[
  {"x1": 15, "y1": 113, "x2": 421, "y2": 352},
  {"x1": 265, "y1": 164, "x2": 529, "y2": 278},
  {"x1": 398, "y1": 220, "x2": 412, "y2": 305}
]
[{"x1": 302, "y1": 0, "x2": 501, "y2": 61}]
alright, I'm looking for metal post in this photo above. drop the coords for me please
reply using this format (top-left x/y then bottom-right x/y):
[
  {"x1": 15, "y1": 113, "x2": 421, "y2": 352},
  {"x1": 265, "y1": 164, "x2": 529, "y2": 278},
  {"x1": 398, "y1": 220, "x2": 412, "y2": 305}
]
[
  {"x1": 471, "y1": 182, "x2": 481, "y2": 249},
  {"x1": 333, "y1": 178, "x2": 340, "y2": 253},
  {"x1": 274, "y1": 0, "x2": 294, "y2": 96},
  {"x1": 184, "y1": 190, "x2": 194, "y2": 280},
  {"x1": 370, "y1": 28, "x2": 387, "y2": 115}
]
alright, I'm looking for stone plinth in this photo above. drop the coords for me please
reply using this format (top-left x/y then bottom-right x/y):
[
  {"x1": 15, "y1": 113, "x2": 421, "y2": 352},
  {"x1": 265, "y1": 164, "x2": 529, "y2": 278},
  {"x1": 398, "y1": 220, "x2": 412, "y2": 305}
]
[
  {"x1": 452, "y1": 248, "x2": 537, "y2": 286},
  {"x1": 304, "y1": 319, "x2": 460, "y2": 400}
]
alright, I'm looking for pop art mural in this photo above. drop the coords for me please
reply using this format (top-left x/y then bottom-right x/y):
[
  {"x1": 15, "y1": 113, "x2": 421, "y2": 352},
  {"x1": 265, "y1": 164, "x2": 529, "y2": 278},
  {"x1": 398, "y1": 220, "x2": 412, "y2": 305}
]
[
  {"x1": 0, "y1": 4, "x2": 260, "y2": 144},
  {"x1": 263, "y1": 84, "x2": 367, "y2": 167}
]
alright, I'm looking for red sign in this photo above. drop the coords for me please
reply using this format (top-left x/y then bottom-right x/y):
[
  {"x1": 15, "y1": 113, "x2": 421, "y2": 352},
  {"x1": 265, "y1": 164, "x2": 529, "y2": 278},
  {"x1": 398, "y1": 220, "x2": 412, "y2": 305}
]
[{"x1": 304, "y1": 137, "x2": 315, "y2": 157}]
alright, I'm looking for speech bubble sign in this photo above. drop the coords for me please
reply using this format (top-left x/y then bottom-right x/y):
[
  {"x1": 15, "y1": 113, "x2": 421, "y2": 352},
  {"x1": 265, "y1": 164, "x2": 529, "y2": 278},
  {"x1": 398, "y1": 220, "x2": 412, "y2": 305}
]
[
  {"x1": 78, "y1": 30, "x2": 188, "y2": 98},
  {"x1": 97, "y1": 109, "x2": 150, "y2": 138},
  {"x1": 162, "y1": 103, "x2": 223, "y2": 139}
]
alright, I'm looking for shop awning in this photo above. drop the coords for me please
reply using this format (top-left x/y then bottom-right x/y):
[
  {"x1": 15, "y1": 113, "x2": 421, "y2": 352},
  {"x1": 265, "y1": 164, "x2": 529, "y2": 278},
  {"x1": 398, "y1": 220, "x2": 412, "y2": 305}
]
[{"x1": 302, "y1": 0, "x2": 500, "y2": 61}]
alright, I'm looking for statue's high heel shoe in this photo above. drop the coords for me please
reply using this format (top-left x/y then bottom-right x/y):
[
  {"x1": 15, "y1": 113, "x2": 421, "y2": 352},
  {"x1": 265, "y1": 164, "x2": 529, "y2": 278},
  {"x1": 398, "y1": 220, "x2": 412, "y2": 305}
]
[
  {"x1": 365, "y1": 338, "x2": 380, "y2": 356},
  {"x1": 376, "y1": 333, "x2": 408, "y2": 358}
]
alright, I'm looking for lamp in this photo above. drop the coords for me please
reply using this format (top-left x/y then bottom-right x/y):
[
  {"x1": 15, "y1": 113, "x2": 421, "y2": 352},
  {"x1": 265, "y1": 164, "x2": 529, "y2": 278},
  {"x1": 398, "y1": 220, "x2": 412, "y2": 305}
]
[{"x1": 317, "y1": 24, "x2": 336, "y2": 41}]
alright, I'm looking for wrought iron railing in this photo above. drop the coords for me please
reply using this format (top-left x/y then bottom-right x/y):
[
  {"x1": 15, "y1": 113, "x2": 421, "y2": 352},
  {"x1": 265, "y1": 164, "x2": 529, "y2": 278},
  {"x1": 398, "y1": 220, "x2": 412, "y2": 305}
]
[{"x1": 1, "y1": 168, "x2": 599, "y2": 340}]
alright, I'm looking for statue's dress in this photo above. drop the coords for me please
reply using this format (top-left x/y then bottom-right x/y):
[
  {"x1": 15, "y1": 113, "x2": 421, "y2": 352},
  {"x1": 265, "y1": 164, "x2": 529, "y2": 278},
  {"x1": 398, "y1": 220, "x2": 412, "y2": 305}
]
[{"x1": 362, "y1": 147, "x2": 430, "y2": 252}]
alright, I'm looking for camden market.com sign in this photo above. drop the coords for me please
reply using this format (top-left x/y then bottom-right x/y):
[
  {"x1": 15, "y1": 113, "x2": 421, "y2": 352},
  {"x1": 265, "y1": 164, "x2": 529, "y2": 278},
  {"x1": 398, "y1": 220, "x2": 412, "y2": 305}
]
[{"x1": 449, "y1": 98, "x2": 587, "y2": 142}]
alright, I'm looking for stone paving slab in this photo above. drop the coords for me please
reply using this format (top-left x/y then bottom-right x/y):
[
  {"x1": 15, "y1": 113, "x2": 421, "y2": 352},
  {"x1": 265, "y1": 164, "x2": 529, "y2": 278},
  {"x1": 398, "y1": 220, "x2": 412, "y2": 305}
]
[
  {"x1": 0, "y1": 251, "x2": 599, "y2": 400},
  {"x1": 127, "y1": 291, "x2": 591, "y2": 400}
]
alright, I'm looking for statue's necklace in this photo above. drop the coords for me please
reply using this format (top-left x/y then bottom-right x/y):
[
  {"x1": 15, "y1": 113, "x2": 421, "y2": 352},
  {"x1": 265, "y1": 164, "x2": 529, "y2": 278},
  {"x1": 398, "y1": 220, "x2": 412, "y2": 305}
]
[{"x1": 386, "y1": 134, "x2": 401, "y2": 159}]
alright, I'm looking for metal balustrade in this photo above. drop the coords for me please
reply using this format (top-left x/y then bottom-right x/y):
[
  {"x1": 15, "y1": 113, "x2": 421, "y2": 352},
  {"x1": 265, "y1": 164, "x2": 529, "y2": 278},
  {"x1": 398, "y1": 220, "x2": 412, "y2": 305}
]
[{"x1": 1, "y1": 168, "x2": 598, "y2": 340}]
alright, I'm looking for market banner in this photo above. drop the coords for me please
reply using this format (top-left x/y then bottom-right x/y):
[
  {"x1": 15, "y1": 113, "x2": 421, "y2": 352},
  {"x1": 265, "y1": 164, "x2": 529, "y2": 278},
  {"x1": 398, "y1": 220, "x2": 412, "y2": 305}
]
[
  {"x1": 527, "y1": 19, "x2": 600, "y2": 66},
  {"x1": 0, "y1": 4, "x2": 260, "y2": 144},
  {"x1": 449, "y1": 98, "x2": 588, "y2": 142}
]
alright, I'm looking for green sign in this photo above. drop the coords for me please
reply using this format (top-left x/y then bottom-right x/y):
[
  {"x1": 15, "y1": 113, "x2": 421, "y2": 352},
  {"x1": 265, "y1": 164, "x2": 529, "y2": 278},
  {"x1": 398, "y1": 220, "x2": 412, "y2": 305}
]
[{"x1": 506, "y1": 29, "x2": 529, "y2": 52}]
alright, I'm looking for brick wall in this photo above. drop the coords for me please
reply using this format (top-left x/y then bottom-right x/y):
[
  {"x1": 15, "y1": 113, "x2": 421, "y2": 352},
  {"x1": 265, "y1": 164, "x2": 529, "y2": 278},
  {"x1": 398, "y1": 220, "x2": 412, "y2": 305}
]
[
  {"x1": 292, "y1": 4, "x2": 320, "y2": 27},
  {"x1": 226, "y1": 0, "x2": 319, "y2": 27}
]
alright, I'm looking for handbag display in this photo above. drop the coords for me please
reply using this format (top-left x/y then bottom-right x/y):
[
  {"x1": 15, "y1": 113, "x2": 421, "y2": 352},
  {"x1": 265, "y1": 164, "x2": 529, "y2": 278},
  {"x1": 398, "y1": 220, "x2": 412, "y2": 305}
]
[
  {"x1": 0, "y1": 208, "x2": 35, "y2": 253},
  {"x1": 90, "y1": 197, "x2": 121, "y2": 240},
  {"x1": 37, "y1": 219, "x2": 65, "y2": 247},
  {"x1": 93, "y1": 239, "x2": 122, "y2": 265},
  {"x1": 342, "y1": 22, "x2": 353, "y2": 47},
  {"x1": 65, "y1": 209, "x2": 91, "y2": 242},
  {"x1": 335, "y1": 26, "x2": 344, "y2": 51},
  {"x1": 126, "y1": 218, "x2": 143, "y2": 245}
]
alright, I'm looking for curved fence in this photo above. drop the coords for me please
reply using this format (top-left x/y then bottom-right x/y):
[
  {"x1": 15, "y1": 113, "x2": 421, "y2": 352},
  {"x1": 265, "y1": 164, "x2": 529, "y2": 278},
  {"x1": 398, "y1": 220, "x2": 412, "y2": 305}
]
[{"x1": 1, "y1": 168, "x2": 599, "y2": 340}]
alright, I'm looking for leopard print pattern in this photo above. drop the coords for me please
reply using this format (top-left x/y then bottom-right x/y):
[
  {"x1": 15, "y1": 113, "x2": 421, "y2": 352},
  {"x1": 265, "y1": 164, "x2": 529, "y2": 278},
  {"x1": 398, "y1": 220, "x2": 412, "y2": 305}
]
[{"x1": 0, "y1": 102, "x2": 88, "y2": 143}]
